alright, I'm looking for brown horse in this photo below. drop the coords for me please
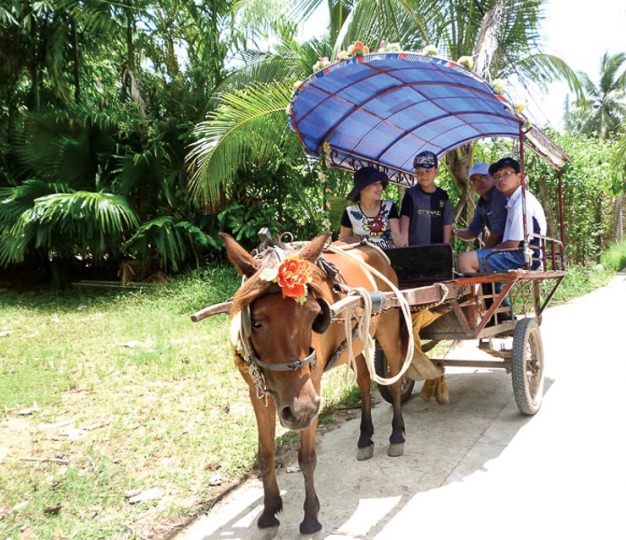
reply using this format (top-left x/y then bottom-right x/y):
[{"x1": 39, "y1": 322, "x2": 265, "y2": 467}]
[{"x1": 221, "y1": 231, "x2": 408, "y2": 537}]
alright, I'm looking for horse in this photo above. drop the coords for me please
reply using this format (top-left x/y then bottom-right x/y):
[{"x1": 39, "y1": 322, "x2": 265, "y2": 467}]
[{"x1": 220, "y1": 231, "x2": 409, "y2": 537}]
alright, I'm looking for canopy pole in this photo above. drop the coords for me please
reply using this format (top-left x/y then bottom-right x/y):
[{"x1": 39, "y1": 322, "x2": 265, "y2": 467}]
[
  {"x1": 519, "y1": 127, "x2": 530, "y2": 270},
  {"x1": 558, "y1": 168, "x2": 566, "y2": 249}
]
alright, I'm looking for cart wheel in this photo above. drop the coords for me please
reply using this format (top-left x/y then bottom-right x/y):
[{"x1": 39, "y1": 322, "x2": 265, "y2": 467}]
[
  {"x1": 511, "y1": 318, "x2": 544, "y2": 415},
  {"x1": 374, "y1": 348, "x2": 415, "y2": 404}
]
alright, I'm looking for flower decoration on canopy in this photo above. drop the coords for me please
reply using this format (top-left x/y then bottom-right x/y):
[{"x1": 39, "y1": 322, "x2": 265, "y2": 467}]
[
  {"x1": 312, "y1": 56, "x2": 331, "y2": 72},
  {"x1": 456, "y1": 56, "x2": 474, "y2": 69},
  {"x1": 260, "y1": 256, "x2": 312, "y2": 304},
  {"x1": 348, "y1": 41, "x2": 369, "y2": 56},
  {"x1": 379, "y1": 41, "x2": 402, "y2": 53},
  {"x1": 313, "y1": 41, "x2": 375, "y2": 71},
  {"x1": 421, "y1": 45, "x2": 438, "y2": 56},
  {"x1": 514, "y1": 103, "x2": 525, "y2": 114},
  {"x1": 492, "y1": 79, "x2": 505, "y2": 94}
]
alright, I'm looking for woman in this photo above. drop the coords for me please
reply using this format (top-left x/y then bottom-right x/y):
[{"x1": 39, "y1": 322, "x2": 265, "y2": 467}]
[{"x1": 339, "y1": 166, "x2": 400, "y2": 248}]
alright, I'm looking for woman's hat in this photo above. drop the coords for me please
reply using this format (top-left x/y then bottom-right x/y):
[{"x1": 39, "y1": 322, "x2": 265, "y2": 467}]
[{"x1": 346, "y1": 166, "x2": 389, "y2": 201}]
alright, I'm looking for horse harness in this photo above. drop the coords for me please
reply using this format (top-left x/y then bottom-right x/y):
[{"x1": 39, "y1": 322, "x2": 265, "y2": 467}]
[{"x1": 235, "y1": 241, "x2": 390, "y2": 402}]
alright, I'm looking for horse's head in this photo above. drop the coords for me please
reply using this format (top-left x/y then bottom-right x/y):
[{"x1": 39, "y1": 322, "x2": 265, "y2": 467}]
[{"x1": 221, "y1": 232, "x2": 332, "y2": 430}]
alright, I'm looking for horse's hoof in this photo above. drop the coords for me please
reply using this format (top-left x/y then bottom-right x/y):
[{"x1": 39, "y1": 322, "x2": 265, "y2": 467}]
[
  {"x1": 299, "y1": 530, "x2": 324, "y2": 539},
  {"x1": 387, "y1": 442, "x2": 404, "y2": 457},
  {"x1": 252, "y1": 525, "x2": 279, "y2": 540},
  {"x1": 356, "y1": 445, "x2": 374, "y2": 461},
  {"x1": 299, "y1": 519, "x2": 323, "y2": 536}
]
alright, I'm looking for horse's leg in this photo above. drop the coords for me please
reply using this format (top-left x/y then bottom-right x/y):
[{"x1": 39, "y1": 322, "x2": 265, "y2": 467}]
[
  {"x1": 355, "y1": 353, "x2": 375, "y2": 461},
  {"x1": 298, "y1": 420, "x2": 322, "y2": 535},
  {"x1": 375, "y1": 315, "x2": 406, "y2": 457},
  {"x1": 239, "y1": 369, "x2": 282, "y2": 535}
]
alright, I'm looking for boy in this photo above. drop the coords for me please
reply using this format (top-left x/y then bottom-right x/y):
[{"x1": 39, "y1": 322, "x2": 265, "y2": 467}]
[
  {"x1": 398, "y1": 150, "x2": 454, "y2": 404},
  {"x1": 398, "y1": 150, "x2": 453, "y2": 246}
]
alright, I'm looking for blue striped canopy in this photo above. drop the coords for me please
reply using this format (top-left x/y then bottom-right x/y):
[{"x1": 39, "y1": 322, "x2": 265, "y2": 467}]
[{"x1": 289, "y1": 53, "x2": 568, "y2": 186}]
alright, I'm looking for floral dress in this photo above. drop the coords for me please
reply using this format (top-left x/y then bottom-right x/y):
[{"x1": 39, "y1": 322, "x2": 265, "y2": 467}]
[{"x1": 340, "y1": 200, "x2": 398, "y2": 248}]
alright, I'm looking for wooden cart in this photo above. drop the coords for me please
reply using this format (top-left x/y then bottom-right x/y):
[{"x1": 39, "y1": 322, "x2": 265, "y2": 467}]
[{"x1": 366, "y1": 238, "x2": 566, "y2": 415}]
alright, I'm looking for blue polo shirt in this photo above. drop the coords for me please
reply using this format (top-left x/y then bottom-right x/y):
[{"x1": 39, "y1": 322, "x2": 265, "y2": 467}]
[{"x1": 468, "y1": 186, "x2": 508, "y2": 237}]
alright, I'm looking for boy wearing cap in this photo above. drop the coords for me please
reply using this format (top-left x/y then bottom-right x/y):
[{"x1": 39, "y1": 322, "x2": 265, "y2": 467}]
[
  {"x1": 397, "y1": 150, "x2": 452, "y2": 405},
  {"x1": 398, "y1": 150, "x2": 454, "y2": 246},
  {"x1": 457, "y1": 157, "x2": 547, "y2": 274},
  {"x1": 452, "y1": 162, "x2": 508, "y2": 249},
  {"x1": 339, "y1": 166, "x2": 400, "y2": 248}
]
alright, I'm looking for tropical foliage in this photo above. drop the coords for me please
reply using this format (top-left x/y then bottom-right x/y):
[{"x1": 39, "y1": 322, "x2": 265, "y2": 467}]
[
  {"x1": 0, "y1": 0, "x2": 624, "y2": 288},
  {"x1": 0, "y1": 0, "x2": 234, "y2": 284},
  {"x1": 565, "y1": 52, "x2": 626, "y2": 140},
  {"x1": 187, "y1": 0, "x2": 583, "y2": 226}
]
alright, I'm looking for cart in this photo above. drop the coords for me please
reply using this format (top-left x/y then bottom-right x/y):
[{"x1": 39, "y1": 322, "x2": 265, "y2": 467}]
[
  {"x1": 372, "y1": 240, "x2": 565, "y2": 415},
  {"x1": 288, "y1": 51, "x2": 571, "y2": 415}
]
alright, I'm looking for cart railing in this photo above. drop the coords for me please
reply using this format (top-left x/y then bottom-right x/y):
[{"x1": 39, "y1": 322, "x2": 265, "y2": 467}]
[{"x1": 482, "y1": 233, "x2": 565, "y2": 274}]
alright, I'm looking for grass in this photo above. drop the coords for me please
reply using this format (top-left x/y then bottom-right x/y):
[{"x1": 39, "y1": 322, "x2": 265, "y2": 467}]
[
  {"x1": 0, "y1": 266, "x2": 362, "y2": 539},
  {"x1": 600, "y1": 240, "x2": 626, "y2": 274},
  {"x1": 0, "y1": 254, "x2": 621, "y2": 539}
]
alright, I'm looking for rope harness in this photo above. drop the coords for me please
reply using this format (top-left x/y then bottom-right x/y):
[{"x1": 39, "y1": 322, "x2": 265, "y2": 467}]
[
  {"x1": 233, "y1": 237, "x2": 440, "y2": 403},
  {"x1": 325, "y1": 243, "x2": 415, "y2": 386}
]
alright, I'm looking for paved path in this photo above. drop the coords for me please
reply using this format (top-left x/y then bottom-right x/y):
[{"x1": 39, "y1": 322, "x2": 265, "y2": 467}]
[{"x1": 177, "y1": 273, "x2": 626, "y2": 540}]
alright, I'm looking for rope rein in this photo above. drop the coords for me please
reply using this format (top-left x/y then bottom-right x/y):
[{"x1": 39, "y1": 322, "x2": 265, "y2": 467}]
[{"x1": 325, "y1": 243, "x2": 415, "y2": 386}]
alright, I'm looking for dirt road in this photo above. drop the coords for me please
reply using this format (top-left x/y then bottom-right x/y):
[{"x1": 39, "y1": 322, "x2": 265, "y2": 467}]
[{"x1": 177, "y1": 273, "x2": 626, "y2": 540}]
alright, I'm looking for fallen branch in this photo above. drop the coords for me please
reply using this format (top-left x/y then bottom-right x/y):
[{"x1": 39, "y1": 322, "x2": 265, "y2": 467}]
[{"x1": 20, "y1": 457, "x2": 70, "y2": 464}]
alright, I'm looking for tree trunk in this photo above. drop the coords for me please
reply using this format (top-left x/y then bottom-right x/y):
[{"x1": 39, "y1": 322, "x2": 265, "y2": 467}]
[
  {"x1": 445, "y1": 143, "x2": 475, "y2": 225},
  {"x1": 473, "y1": 0, "x2": 505, "y2": 80},
  {"x1": 446, "y1": 0, "x2": 506, "y2": 225}
]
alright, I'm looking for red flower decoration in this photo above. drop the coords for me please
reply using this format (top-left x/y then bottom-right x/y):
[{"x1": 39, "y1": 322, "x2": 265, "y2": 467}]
[{"x1": 276, "y1": 256, "x2": 311, "y2": 304}]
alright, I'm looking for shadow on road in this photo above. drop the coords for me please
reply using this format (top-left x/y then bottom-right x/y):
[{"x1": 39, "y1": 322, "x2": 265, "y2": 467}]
[{"x1": 177, "y1": 368, "x2": 553, "y2": 540}]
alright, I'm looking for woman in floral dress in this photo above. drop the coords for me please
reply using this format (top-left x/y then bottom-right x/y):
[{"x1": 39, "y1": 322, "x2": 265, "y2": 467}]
[{"x1": 339, "y1": 166, "x2": 400, "y2": 248}]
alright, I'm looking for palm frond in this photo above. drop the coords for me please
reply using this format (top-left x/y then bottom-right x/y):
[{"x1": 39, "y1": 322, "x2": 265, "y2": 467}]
[
  {"x1": 0, "y1": 179, "x2": 72, "y2": 226},
  {"x1": 34, "y1": 191, "x2": 139, "y2": 253},
  {"x1": 114, "y1": 144, "x2": 169, "y2": 202},
  {"x1": 123, "y1": 216, "x2": 197, "y2": 272},
  {"x1": 187, "y1": 81, "x2": 300, "y2": 203},
  {"x1": 514, "y1": 54, "x2": 583, "y2": 97}
]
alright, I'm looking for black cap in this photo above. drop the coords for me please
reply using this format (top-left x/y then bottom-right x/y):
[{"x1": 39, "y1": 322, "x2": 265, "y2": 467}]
[
  {"x1": 346, "y1": 166, "x2": 389, "y2": 201},
  {"x1": 413, "y1": 150, "x2": 438, "y2": 169},
  {"x1": 489, "y1": 157, "x2": 520, "y2": 176}
]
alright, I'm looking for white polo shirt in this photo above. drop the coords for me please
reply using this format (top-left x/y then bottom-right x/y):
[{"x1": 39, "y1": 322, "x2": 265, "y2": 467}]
[{"x1": 503, "y1": 185, "x2": 547, "y2": 243}]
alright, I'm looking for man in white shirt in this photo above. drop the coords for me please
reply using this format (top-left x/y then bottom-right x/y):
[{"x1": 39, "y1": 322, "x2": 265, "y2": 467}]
[{"x1": 457, "y1": 157, "x2": 547, "y2": 274}]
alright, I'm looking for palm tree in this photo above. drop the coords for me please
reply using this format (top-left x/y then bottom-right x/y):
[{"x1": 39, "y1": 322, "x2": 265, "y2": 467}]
[
  {"x1": 187, "y1": 0, "x2": 580, "y2": 226},
  {"x1": 566, "y1": 52, "x2": 626, "y2": 140}
]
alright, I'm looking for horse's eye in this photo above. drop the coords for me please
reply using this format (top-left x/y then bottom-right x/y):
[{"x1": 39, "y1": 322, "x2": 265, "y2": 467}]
[{"x1": 251, "y1": 319, "x2": 263, "y2": 330}]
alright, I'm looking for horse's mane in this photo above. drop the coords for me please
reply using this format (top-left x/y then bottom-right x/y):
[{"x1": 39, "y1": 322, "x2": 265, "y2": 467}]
[{"x1": 232, "y1": 246, "x2": 328, "y2": 313}]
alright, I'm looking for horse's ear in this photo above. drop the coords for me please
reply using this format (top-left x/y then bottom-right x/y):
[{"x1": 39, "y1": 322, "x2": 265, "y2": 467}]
[
  {"x1": 220, "y1": 232, "x2": 259, "y2": 278},
  {"x1": 299, "y1": 232, "x2": 332, "y2": 263}
]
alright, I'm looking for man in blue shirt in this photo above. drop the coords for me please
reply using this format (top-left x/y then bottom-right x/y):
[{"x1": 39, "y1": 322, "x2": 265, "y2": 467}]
[
  {"x1": 452, "y1": 162, "x2": 508, "y2": 248},
  {"x1": 457, "y1": 157, "x2": 547, "y2": 274}
]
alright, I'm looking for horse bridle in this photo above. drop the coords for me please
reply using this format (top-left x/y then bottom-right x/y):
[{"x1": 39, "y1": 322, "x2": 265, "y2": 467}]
[{"x1": 239, "y1": 283, "x2": 332, "y2": 373}]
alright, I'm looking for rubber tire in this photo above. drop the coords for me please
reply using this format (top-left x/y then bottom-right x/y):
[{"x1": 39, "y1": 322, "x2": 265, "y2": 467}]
[
  {"x1": 511, "y1": 318, "x2": 545, "y2": 415},
  {"x1": 374, "y1": 348, "x2": 415, "y2": 404}
]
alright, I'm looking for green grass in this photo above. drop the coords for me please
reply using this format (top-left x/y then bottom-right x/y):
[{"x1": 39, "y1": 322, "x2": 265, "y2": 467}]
[
  {"x1": 600, "y1": 240, "x2": 626, "y2": 273},
  {"x1": 548, "y1": 263, "x2": 614, "y2": 303},
  {"x1": 0, "y1": 264, "x2": 366, "y2": 539},
  {"x1": 0, "y1": 256, "x2": 620, "y2": 539}
]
